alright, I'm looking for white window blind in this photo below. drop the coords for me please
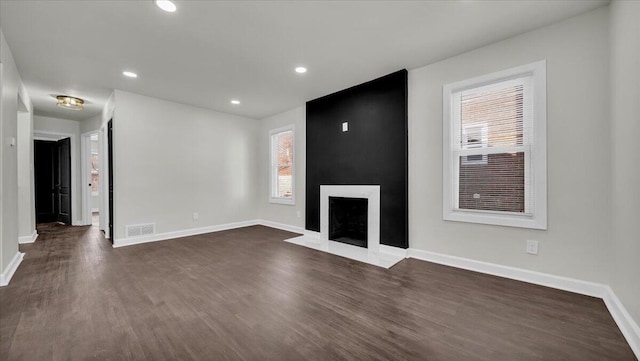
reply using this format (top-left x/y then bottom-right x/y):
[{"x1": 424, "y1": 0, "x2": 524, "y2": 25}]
[
  {"x1": 461, "y1": 123, "x2": 488, "y2": 165},
  {"x1": 443, "y1": 60, "x2": 547, "y2": 230},
  {"x1": 453, "y1": 77, "x2": 532, "y2": 214}
]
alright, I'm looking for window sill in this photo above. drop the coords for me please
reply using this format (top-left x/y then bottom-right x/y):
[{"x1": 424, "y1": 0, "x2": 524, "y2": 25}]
[
  {"x1": 270, "y1": 197, "x2": 295, "y2": 206},
  {"x1": 444, "y1": 209, "x2": 546, "y2": 230}
]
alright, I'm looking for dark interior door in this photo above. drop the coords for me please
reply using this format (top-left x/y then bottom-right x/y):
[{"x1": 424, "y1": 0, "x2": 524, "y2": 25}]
[
  {"x1": 34, "y1": 138, "x2": 72, "y2": 224},
  {"x1": 108, "y1": 119, "x2": 114, "y2": 241},
  {"x1": 34, "y1": 140, "x2": 57, "y2": 223},
  {"x1": 57, "y1": 137, "x2": 72, "y2": 224}
]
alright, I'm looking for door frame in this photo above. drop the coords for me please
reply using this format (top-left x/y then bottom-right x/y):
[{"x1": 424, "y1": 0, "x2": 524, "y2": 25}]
[
  {"x1": 80, "y1": 131, "x2": 100, "y2": 226},
  {"x1": 33, "y1": 130, "x2": 78, "y2": 225},
  {"x1": 105, "y1": 120, "x2": 113, "y2": 240}
]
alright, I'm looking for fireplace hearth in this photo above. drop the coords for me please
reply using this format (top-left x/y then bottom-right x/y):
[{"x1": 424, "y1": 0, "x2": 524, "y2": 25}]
[{"x1": 285, "y1": 185, "x2": 405, "y2": 268}]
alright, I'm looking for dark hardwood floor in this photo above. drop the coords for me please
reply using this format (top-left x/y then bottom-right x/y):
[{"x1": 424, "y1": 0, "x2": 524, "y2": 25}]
[{"x1": 0, "y1": 223, "x2": 635, "y2": 360}]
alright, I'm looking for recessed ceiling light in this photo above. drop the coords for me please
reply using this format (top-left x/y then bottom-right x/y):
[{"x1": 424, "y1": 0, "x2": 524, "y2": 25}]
[
  {"x1": 295, "y1": 66, "x2": 307, "y2": 74},
  {"x1": 123, "y1": 71, "x2": 138, "y2": 78},
  {"x1": 56, "y1": 95, "x2": 84, "y2": 111},
  {"x1": 230, "y1": 99, "x2": 241, "y2": 105},
  {"x1": 154, "y1": 0, "x2": 176, "y2": 12}
]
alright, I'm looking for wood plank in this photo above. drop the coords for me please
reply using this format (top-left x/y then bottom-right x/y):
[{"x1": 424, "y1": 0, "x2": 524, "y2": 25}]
[{"x1": 0, "y1": 222, "x2": 635, "y2": 360}]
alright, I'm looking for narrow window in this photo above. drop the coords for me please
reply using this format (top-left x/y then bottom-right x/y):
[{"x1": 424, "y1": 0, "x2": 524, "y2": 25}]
[
  {"x1": 90, "y1": 133, "x2": 99, "y2": 196},
  {"x1": 270, "y1": 126, "x2": 295, "y2": 204},
  {"x1": 443, "y1": 61, "x2": 547, "y2": 229}
]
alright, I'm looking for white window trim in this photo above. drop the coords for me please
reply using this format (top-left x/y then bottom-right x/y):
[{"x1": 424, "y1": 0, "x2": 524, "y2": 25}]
[
  {"x1": 442, "y1": 60, "x2": 547, "y2": 230},
  {"x1": 269, "y1": 125, "x2": 295, "y2": 205}
]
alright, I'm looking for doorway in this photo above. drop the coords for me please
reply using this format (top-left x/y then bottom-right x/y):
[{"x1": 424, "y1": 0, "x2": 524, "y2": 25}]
[
  {"x1": 107, "y1": 119, "x2": 113, "y2": 241},
  {"x1": 81, "y1": 132, "x2": 101, "y2": 228},
  {"x1": 84, "y1": 120, "x2": 112, "y2": 240},
  {"x1": 34, "y1": 138, "x2": 72, "y2": 224}
]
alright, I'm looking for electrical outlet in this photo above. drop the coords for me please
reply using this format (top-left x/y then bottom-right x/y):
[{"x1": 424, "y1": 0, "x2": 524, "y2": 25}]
[
  {"x1": 526, "y1": 240, "x2": 539, "y2": 255},
  {"x1": 296, "y1": 211, "x2": 301, "y2": 218},
  {"x1": 193, "y1": 212, "x2": 199, "y2": 221}
]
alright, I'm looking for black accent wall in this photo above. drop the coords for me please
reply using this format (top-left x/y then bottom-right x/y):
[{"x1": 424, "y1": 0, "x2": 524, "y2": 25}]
[{"x1": 305, "y1": 70, "x2": 408, "y2": 248}]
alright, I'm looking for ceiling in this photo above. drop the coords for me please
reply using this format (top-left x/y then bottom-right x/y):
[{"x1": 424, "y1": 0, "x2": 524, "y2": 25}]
[{"x1": 0, "y1": 0, "x2": 608, "y2": 121}]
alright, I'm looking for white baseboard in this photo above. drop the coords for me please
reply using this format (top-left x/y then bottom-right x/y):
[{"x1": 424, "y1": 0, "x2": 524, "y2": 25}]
[
  {"x1": 18, "y1": 230, "x2": 38, "y2": 244},
  {"x1": 256, "y1": 219, "x2": 305, "y2": 234},
  {"x1": 380, "y1": 244, "x2": 408, "y2": 258},
  {"x1": 406, "y1": 248, "x2": 605, "y2": 297},
  {"x1": 113, "y1": 220, "x2": 260, "y2": 248},
  {"x1": 602, "y1": 286, "x2": 640, "y2": 358},
  {"x1": 406, "y1": 248, "x2": 639, "y2": 358},
  {"x1": 72, "y1": 219, "x2": 84, "y2": 226},
  {"x1": 302, "y1": 230, "x2": 321, "y2": 238},
  {"x1": 0, "y1": 252, "x2": 25, "y2": 286},
  {"x1": 113, "y1": 219, "x2": 308, "y2": 248}
]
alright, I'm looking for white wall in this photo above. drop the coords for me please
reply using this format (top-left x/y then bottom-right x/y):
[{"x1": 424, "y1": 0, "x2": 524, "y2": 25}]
[
  {"x1": 258, "y1": 106, "x2": 306, "y2": 229},
  {"x1": 258, "y1": 10, "x2": 617, "y2": 288},
  {"x1": 408, "y1": 8, "x2": 611, "y2": 284},
  {"x1": 80, "y1": 113, "x2": 103, "y2": 135},
  {"x1": 34, "y1": 115, "x2": 81, "y2": 135},
  {"x1": 112, "y1": 90, "x2": 260, "y2": 240},
  {"x1": 610, "y1": 0, "x2": 640, "y2": 326},
  {"x1": 17, "y1": 96, "x2": 35, "y2": 241},
  {"x1": 0, "y1": 29, "x2": 33, "y2": 281},
  {"x1": 33, "y1": 115, "x2": 82, "y2": 225}
]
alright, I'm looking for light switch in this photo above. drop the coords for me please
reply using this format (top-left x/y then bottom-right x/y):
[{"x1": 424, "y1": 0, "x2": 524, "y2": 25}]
[{"x1": 342, "y1": 122, "x2": 349, "y2": 132}]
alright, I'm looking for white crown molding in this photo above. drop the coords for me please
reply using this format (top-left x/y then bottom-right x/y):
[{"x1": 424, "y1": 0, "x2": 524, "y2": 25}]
[
  {"x1": 18, "y1": 230, "x2": 38, "y2": 244},
  {"x1": 0, "y1": 252, "x2": 25, "y2": 286}
]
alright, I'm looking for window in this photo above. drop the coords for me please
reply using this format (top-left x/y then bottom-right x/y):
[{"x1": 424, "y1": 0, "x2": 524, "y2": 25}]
[
  {"x1": 91, "y1": 153, "x2": 99, "y2": 194},
  {"x1": 443, "y1": 61, "x2": 547, "y2": 229},
  {"x1": 90, "y1": 134, "x2": 99, "y2": 196},
  {"x1": 270, "y1": 126, "x2": 294, "y2": 204}
]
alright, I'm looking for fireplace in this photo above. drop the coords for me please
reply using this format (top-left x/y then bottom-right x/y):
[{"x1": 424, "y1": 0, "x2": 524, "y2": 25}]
[
  {"x1": 320, "y1": 185, "x2": 380, "y2": 252},
  {"x1": 284, "y1": 184, "x2": 404, "y2": 268},
  {"x1": 329, "y1": 197, "x2": 368, "y2": 248}
]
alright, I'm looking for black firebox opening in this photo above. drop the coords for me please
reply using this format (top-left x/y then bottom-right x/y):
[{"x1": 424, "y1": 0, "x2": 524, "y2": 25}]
[{"x1": 329, "y1": 197, "x2": 368, "y2": 248}]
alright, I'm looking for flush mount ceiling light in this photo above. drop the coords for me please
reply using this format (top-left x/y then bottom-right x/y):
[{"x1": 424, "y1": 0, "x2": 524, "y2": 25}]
[
  {"x1": 154, "y1": 0, "x2": 176, "y2": 12},
  {"x1": 122, "y1": 71, "x2": 138, "y2": 78},
  {"x1": 230, "y1": 99, "x2": 241, "y2": 105},
  {"x1": 56, "y1": 95, "x2": 84, "y2": 111},
  {"x1": 295, "y1": 66, "x2": 307, "y2": 74}
]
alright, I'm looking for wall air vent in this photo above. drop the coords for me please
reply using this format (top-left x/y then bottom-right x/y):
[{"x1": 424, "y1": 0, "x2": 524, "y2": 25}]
[{"x1": 125, "y1": 223, "x2": 156, "y2": 238}]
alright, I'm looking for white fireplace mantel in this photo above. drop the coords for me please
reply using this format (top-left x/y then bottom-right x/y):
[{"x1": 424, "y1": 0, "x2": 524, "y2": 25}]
[
  {"x1": 320, "y1": 185, "x2": 380, "y2": 252},
  {"x1": 284, "y1": 185, "x2": 405, "y2": 268}
]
